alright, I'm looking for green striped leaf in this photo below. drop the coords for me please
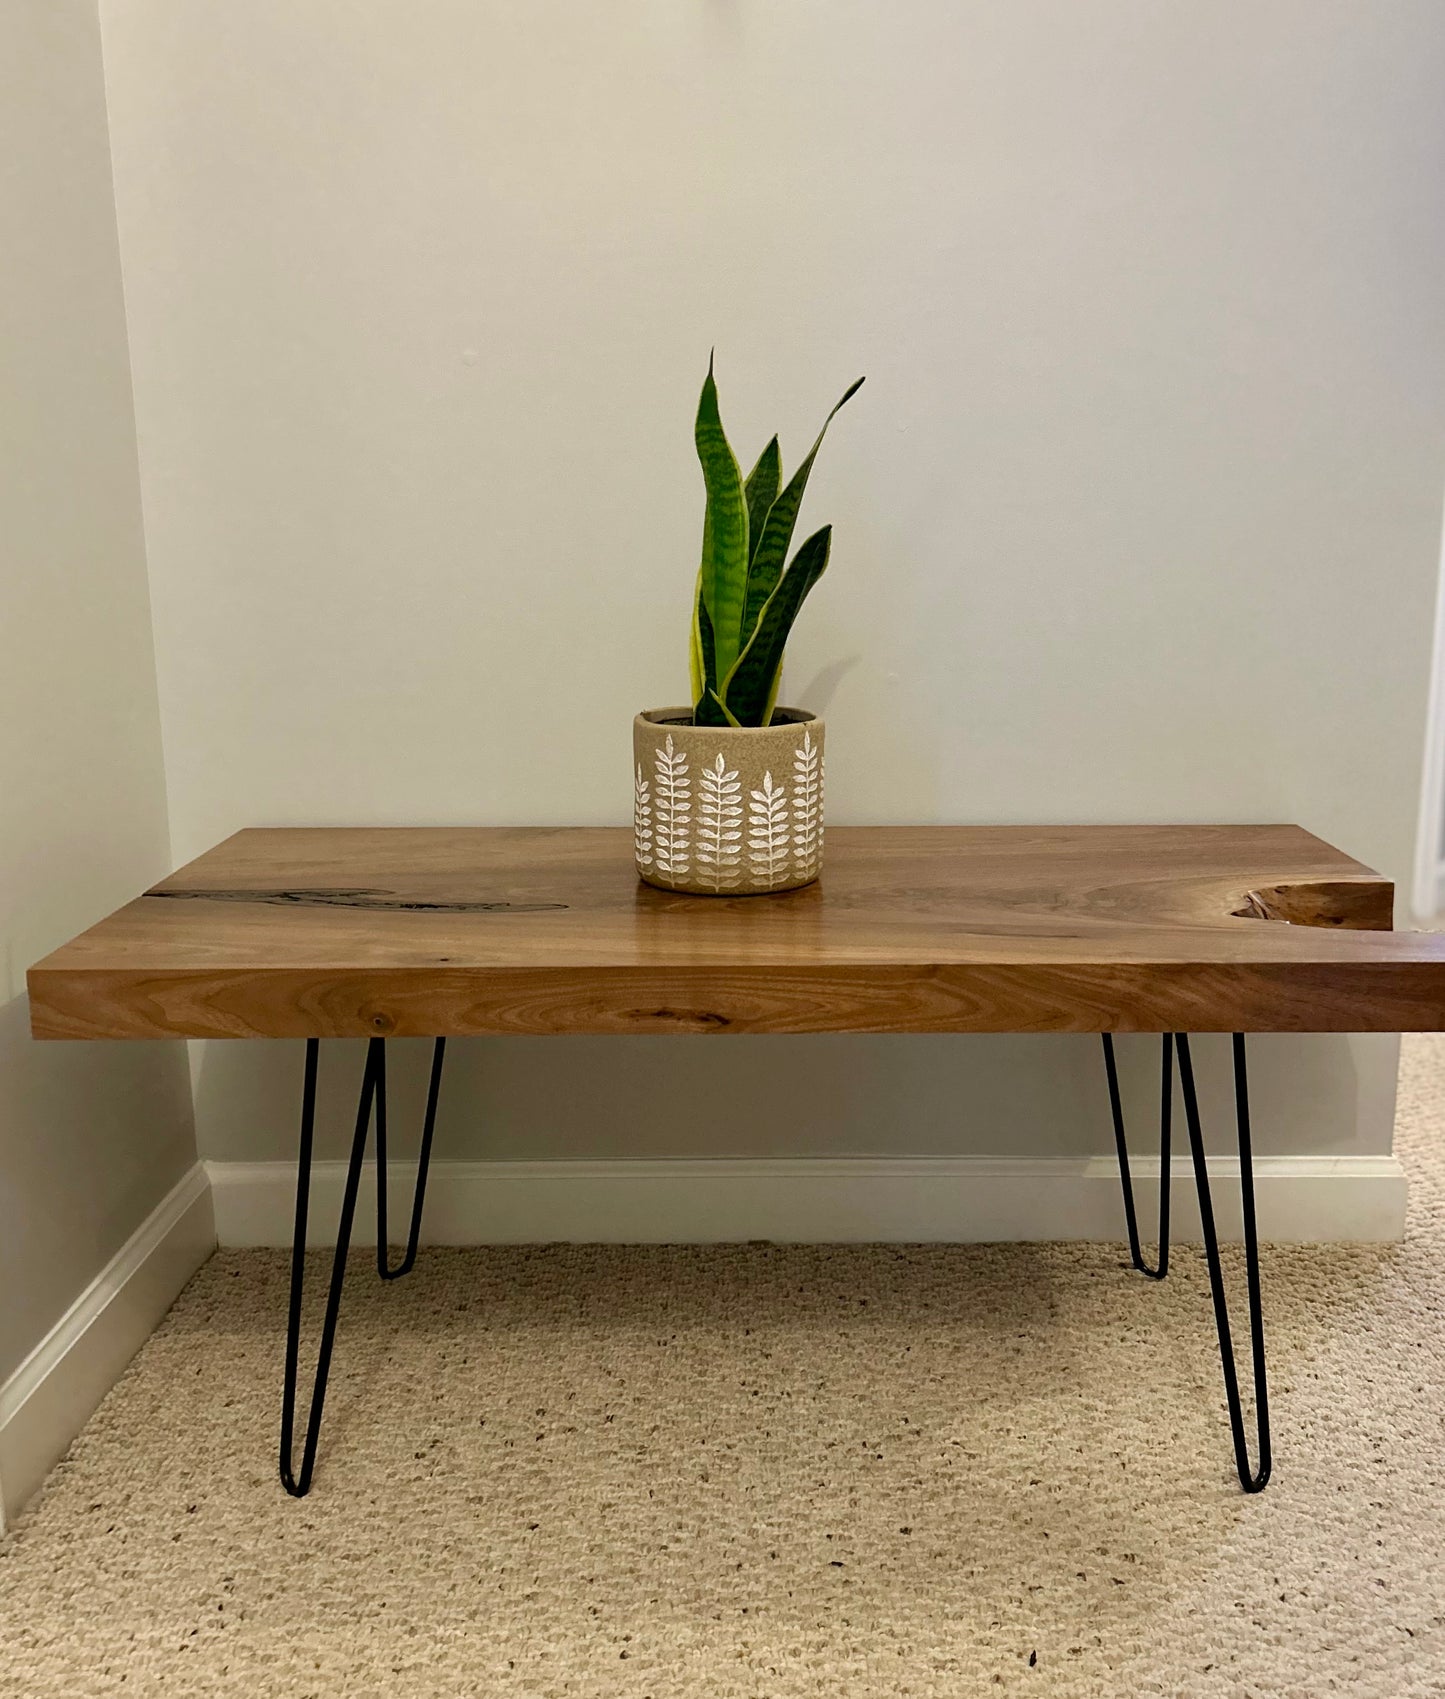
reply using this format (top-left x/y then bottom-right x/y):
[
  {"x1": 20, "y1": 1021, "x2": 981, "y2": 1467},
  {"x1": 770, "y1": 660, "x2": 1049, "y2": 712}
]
[
  {"x1": 695, "y1": 355, "x2": 749, "y2": 683},
  {"x1": 709, "y1": 688, "x2": 742, "y2": 728},
  {"x1": 741, "y1": 377, "x2": 862, "y2": 641},
  {"x1": 721, "y1": 525, "x2": 832, "y2": 726},
  {"x1": 743, "y1": 436, "x2": 781, "y2": 570},
  {"x1": 692, "y1": 596, "x2": 729, "y2": 723},
  {"x1": 688, "y1": 567, "x2": 710, "y2": 705}
]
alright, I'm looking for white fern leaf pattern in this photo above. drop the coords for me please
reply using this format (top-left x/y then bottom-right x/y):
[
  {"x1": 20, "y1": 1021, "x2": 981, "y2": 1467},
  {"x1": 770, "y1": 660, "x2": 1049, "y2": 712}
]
[
  {"x1": 747, "y1": 770, "x2": 790, "y2": 882},
  {"x1": 817, "y1": 750, "x2": 826, "y2": 862},
  {"x1": 633, "y1": 762, "x2": 654, "y2": 869},
  {"x1": 697, "y1": 753, "x2": 743, "y2": 890},
  {"x1": 652, "y1": 734, "x2": 692, "y2": 879},
  {"x1": 791, "y1": 729, "x2": 821, "y2": 876}
]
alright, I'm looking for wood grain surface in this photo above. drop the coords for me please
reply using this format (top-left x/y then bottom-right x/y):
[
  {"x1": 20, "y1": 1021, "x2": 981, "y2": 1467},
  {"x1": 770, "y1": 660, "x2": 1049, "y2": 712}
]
[{"x1": 27, "y1": 825, "x2": 1445, "y2": 1039}]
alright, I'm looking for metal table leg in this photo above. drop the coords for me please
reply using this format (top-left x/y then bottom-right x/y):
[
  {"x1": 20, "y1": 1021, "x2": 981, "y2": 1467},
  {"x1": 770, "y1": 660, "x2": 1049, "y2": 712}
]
[
  {"x1": 279, "y1": 1035, "x2": 447, "y2": 1497},
  {"x1": 1104, "y1": 1031, "x2": 1271, "y2": 1493},
  {"x1": 1102, "y1": 1032, "x2": 1172, "y2": 1279}
]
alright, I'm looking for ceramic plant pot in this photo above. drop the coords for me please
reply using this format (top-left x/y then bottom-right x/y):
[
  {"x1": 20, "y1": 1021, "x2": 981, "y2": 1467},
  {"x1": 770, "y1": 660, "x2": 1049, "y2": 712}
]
[{"x1": 633, "y1": 707, "x2": 825, "y2": 896}]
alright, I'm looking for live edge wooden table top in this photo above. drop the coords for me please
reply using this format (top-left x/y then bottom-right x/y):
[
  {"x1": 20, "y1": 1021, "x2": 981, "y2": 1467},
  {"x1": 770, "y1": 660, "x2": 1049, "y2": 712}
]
[{"x1": 26, "y1": 824, "x2": 1445, "y2": 1041}]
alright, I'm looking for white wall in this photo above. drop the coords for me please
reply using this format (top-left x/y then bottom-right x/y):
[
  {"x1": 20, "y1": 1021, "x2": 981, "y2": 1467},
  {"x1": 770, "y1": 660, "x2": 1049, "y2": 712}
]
[
  {"x1": 99, "y1": 2, "x2": 1445, "y2": 1167},
  {"x1": 0, "y1": 0, "x2": 201, "y2": 1511}
]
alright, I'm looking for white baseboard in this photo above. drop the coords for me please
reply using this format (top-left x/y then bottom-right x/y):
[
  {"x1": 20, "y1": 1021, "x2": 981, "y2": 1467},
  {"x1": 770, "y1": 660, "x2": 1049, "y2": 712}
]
[
  {"x1": 207, "y1": 1153, "x2": 1407, "y2": 1251},
  {"x1": 0, "y1": 1165, "x2": 215, "y2": 1529}
]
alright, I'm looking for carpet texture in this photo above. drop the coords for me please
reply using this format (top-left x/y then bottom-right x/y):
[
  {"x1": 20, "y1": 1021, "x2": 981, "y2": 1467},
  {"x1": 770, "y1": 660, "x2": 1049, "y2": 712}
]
[{"x1": 3, "y1": 1040, "x2": 1445, "y2": 1698}]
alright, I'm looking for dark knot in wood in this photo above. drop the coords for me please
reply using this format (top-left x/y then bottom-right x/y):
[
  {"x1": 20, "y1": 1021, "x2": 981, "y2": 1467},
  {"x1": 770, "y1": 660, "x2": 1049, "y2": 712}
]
[
  {"x1": 631, "y1": 1008, "x2": 732, "y2": 1029},
  {"x1": 148, "y1": 887, "x2": 569, "y2": 914}
]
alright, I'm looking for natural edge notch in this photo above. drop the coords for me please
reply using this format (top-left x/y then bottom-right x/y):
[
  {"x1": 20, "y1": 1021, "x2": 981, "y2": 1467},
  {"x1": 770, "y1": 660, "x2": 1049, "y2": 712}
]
[{"x1": 1231, "y1": 879, "x2": 1394, "y2": 931}]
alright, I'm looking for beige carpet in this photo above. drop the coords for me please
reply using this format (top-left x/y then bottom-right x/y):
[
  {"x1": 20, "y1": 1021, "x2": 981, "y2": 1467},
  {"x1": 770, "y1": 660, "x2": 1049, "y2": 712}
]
[{"x1": 4, "y1": 1044, "x2": 1445, "y2": 1697}]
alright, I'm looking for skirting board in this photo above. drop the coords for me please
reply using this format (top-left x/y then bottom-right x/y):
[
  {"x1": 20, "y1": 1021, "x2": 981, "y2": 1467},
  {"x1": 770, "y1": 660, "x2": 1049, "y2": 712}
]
[
  {"x1": 0, "y1": 1165, "x2": 215, "y2": 1529},
  {"x1": 207, "y1": 1154, "x2": 1407, "y2": 1250}
]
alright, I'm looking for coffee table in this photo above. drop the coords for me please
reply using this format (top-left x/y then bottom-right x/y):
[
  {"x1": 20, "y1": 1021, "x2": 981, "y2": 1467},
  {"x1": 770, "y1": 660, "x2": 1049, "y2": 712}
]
[{"x1": 29, "y1": 824, "x2": 1445, "y2": 1496}]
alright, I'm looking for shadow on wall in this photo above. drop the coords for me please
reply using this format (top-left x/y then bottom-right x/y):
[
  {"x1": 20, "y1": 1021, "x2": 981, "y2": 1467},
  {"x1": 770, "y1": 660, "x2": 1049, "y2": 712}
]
[
  {"x1": 0, "y1": 993, "x2": 195, "y2": 1385},
  {"x1": 188, "y1": 1029, "x2": 1383, "y2": 1167}
]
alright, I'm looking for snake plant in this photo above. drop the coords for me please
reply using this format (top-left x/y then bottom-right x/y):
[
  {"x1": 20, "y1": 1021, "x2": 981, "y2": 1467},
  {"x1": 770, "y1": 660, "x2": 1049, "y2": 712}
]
[{"x1": 688, "y1": 357, "x2": 864, "y2": 727}]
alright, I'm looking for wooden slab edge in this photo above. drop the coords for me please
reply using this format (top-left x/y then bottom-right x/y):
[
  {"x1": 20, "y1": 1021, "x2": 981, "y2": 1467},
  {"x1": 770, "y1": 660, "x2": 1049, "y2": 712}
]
[{"x1": 27, "y1": 958, "x2": 1445, "y2": 1040}]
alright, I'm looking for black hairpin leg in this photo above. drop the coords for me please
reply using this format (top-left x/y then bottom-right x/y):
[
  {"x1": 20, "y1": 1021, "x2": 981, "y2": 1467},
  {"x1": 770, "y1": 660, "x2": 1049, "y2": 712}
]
[
  {"x1": 1101, "y1": 1032, "x2": 1172, "y2": 1278},
  {"x1": 1175, "y1": 1032, "x2": 1271, "y2": 1493},
  {"x1": 280, "y1": 1036, "x2": 448, "y2": 1497},
  {"x1": 375, "y1": 1038, "x2": 447, "y2": 1280},
  {"x1": 1104, "y1": 1031, "x2": 1270, "y2": 1492}
]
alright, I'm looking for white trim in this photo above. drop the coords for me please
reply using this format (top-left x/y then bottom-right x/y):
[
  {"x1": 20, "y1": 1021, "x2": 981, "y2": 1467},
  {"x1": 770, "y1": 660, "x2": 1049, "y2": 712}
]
[
  {"x1": 0, "y1": 1165, "x2": 214, "y2": 1528},
  {"x1": 207, "y1": 1153, "x2": 1406, "y2": 1252},
  {"x1": 1410, "y1": 481, "x2": 1445, "y2": 922}
]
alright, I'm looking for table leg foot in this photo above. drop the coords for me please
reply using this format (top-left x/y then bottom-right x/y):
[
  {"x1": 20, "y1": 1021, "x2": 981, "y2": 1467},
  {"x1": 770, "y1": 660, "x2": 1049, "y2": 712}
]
[{"x1": 279, "y1": 1036, "x2": 448, "y2": 1497}]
